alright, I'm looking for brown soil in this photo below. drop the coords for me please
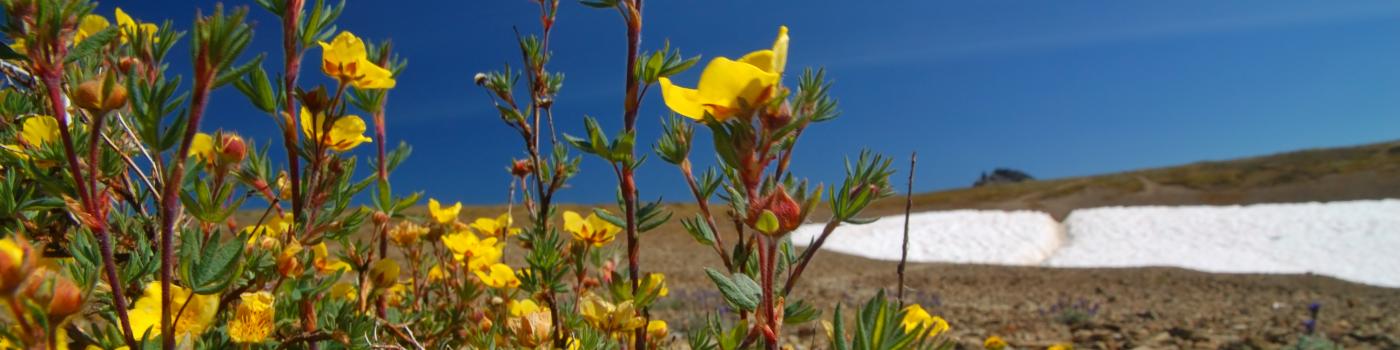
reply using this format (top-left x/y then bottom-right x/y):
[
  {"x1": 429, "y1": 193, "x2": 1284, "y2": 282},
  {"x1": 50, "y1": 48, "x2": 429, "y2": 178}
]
[{"x1": 357, "y1": 141, "x2": 1400, "y2": 349}]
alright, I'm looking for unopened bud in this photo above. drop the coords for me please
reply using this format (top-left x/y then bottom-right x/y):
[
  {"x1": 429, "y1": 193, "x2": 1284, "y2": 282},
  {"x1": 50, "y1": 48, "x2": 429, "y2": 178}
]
[
  {"x1": 219, "y1": 134, "x2": 247, "y2": 164},
  {"x1": 490, "y1": 296, "x2": 505, "y2": 306},
  {"x1": 762, "y1": 102, "x2": 793, "y2": 130},
  {"x1": 510, "y1": 159, "x2": 534, "y2": 178},
  {"x1": 372, "y1": 211, "x2": 390, "y2": 226},
  {"x1": 369, "y1": 259, "x2": 400, "y2": 288},
  {"x1": 47, "y1": 277, "x2": 83, "y2": 320},
  {"x1": 74, "y1": 79, "x2": 128, "y2": 112},
  {"x1": 748, "y1": 187, "x2": 803, "y2": 236},
  {"x1": 473, "y1": 73, "x2": 488, "y2": 86}
]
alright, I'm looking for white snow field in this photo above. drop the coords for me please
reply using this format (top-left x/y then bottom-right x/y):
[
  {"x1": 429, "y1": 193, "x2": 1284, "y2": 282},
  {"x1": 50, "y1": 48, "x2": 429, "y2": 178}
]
[
  {"x1": 792, "y1": 200, "x2": 1400, "y2": 288},
  {"x1": 789, "y1": 210, "x2": 1064, "y2": 265}
]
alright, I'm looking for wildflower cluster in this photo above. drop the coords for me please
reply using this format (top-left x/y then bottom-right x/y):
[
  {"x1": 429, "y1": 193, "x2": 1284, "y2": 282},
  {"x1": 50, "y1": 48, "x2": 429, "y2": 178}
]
[{"x1": 0, "y1": 0, "x2": 935, "y2": 349}]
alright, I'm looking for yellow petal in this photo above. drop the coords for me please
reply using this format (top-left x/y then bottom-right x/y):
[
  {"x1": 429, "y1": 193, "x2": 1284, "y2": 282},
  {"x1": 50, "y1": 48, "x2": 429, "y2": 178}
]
[
  {"x1": 21, "y1": 115, "x2": 60, "y2": 147},
  {"x1": 319, "y1": 31, "x2": 367, "y2": 67},
  {"x1": 658, "y1": 77, "x2": 707, "y2": 120},
  {"x1": 562, "y1": 211, "x2": 586, "y2": 235},
  {"x1": 428, "y1": 199, "x2": 461, "y2": 224},
  {"x1": 738, "y1": 50, "x2": 775, "y2": 74},
  {"x1": 353, "y1": 58, "x2": 397, "y2": 89},
  {"x1": 694, "y1": 56, "x2": 779, "y2": 117},
  {"x1": 328, "y1": 114, "x2": 373, "y2": 151},
  {"x1": 75, "y1": 15, "x2": 110, "y2": 44},
  {"x1": 771, "y1": 26, "x2": 789, "y2": 75},
  {"x1": 190, "y1": 133, "x2": 215, "y2": 162}
]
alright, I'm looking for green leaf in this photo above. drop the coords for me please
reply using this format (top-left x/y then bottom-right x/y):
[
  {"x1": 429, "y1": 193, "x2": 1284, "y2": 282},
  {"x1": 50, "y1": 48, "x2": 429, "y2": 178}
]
[
  {"x1": 180, "y1": 230, "x2": 245, "y2": 294},
  {"x1": 592, "y1": 208, "x2": 625, "y2": 229},
  {"x1": 65, "y1": 27, "x2": 119, "y2": 63},
  {"x1": 704, "y1": 268, "x2": 758, "y2": 311}
]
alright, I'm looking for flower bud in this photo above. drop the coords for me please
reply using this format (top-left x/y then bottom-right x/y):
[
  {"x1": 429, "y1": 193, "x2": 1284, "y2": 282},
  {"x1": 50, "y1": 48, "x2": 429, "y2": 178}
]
[
  {"x1": 74, "y1": 79, "x2": 128, "y2": 112},
  {"x1": 372, "y1": 211, "x2": 390, "y2": 226},
  {"x1": 47, "y1": 277, "x2": 83, "y2": 321},
  {"x1": 510, "y1": 159, "x2": 534, "y2": 178},
  {"x1": 473, "y1": 73, "x2": 488, "y2": 86},
  {"x1": 369, "y1": 259, "x2": 400, "y2": 288},
  {"x1": 747, "y1": 187, "x2": 803, "y2": 236},
  {"x1": 761, "y1": 102, "x2": 793, "y2": 131},
  {"x1": 219, "y1": 134, "x2": 247, "y2": 164}
]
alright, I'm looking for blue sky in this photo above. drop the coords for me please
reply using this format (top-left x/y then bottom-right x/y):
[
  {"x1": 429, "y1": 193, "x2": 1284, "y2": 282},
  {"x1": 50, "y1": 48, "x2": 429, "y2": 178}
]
[{"x1": 88, "y1": 0, "x2": 1400, "y2": 204}]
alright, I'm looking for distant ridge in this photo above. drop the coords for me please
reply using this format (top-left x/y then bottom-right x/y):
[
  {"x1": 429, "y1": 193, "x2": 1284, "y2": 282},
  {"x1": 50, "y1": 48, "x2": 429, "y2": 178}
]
[{"x1": 882, "y1": 140, "x2": 1400, "y2": 219}]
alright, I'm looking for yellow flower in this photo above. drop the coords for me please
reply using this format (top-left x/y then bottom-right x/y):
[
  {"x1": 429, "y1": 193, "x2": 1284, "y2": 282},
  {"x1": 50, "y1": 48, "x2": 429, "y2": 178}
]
[
  {"x1": 74, "y1": 14, "x2": 110, "y2": 44},
  {"x1": 647, "y1": 319, "x2": 669, "y2": 342},
  {"x1": 189, "y1": 132, "x2": 217, "y2": 164},
  {"x1": 984, "y1": 335, "x2": 1008, "y2": 350},
  {"x1": 506, "y1": 301, "x2": 554, "y2": 348},
  {"x1": 228, "y1": 292, "x2": 275, "y2": 344},
  {"x1": 329, "y1": 282, "x2": 357, "y2": 301},
  {"x1": 470, "y1": 213, "x2": 519, "y2": 237},
  {"x1": 299, "y1": 107, "x2": 372, "y2": 152},
  {"x1": 640, "y1": 273, "x2": 669, "y2": 297},
  {"x1": 428, "y1": 199, "x2": 462, "y2": 224},
  {"x1": 384, "y1": 283, "x2": 408, "y2": 307},
  {"x1": 578, "y1": 293, "x2": 645, "y2": 335},
  {"x1": 312, "y1": 243, "x2": 351, "y2": 274},
  {"x1": 440, "y1": 231, "x2": 502, "y2": 271},
  {"x1": 114, "y1": 8, "x2": 158, "y2": 43},
  {"x1": 509, "y1": 299, "x2": 544, "y2": 317},
  {"x1": 387, "y1": 221, "x2": 429, "y2": 247},
  {"x1": 426, "y1": 264, "x2": 447, "y2": 283},
  {"x1": 474, "y1": 263, "x2": 520, "y2": 289},
  {"x1": 318, "y1": 31, "x2": 396, "y2": 89},
  {"x1": 128, "y1": 282, "x2": 218, "y2": 340},
  {"x1": 563, "y1": 210, "x2": 620, "y2": 247},
  {"x1": 900, "y1": 304, "x2": 949, "y2": 337},
  {"x1": 20, "y1": 115, "x2": 60, "y2": 147},
  {"x1": 242, "y1": 213, "x2": 293, "y2": 246},
  {"x1": 659, "y1": 26, "x2": 789, "y2": 121},
  {"x1": 1048, "y1": 344, "x2": 1074, "y2": 350}
]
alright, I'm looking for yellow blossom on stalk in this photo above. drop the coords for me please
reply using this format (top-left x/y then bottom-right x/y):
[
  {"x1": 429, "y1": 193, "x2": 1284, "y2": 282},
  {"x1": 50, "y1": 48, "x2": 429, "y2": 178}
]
[
  {"x1": 20, "y1": 115, "x2": 59, "y2": 147},
  {"x1": 659, "y1": 26, "x2": 789, "y2": 121},
  {"x1": 428, "y1": 199, "x2": 462, "y2": 224},
  {"x1": 578, "y1": 293, "x2": 645, "y2": 336},
  {"x1": 474, "y1": 263, "x2": 520, "y2": 289},
  {"x1": 329, "y1": 282, "x2": 357, "y2": 301},
  {"x1": 313, "y1": 243, "x2": 352, "y2": 274},
  {"x1": 299, "y1": 107, "x2": 372, "y2": 152},
  {"x1": 470, "y1": 213, "x2": 519, "y2": 237},
  {"x1": 243, "y1": 213, "x2": 293, "y2": 246},
  {"x1": 128, "y1": 282, "x2": 218, "y2": 340},
  {"x1": 563, "y1": 210, "x2": 621, "y2": 247},
  {"x1": 984, "y1": 335, "x2": 1008, "y2": 350},
  {"x1": 639, "y1": 272, "x2": 669, "y2": 297},
  {"x1": 647, "y1": 320, "x2": 669, "y2": 342},
  {"x1": 190, "y1": 132, "x2": 216, "y2": 164},
  {"x1": 427, "y1": 264, "x2": 447, "y2": 283},
  {"x1": 228, "y1": 292, "x2": 275, "y2": 344},
  {"x1": 74, "y1": 14, "x2": 110, "y2": 44},
  {"x1": 440, "y1": 230, "x2": 502, "y2": 271},
  {"x1": 114, "y1": 8, "x2": 159, "y2": 43},
  {"x1": 900, "y1": 304, "x2": 949, "y2": 337},
  {"x1": 388, "y1": 221, "x2": 429, "y2": 246},
  {"x1": 384, "y1": 283, "x2": 408, "y2": 307},
  {"x1": 318, "y1": 31, "x2": 396, "y2": 89}
]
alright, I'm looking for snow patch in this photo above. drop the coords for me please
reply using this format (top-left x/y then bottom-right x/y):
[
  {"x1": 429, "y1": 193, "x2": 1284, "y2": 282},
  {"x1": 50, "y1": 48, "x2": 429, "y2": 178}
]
[
  {"x1": 790, "y1": 210, "x2": 1062, "y2": 265},
  {"x1": 791, "y1": 200, "x2": 1400, "y2": 288}
]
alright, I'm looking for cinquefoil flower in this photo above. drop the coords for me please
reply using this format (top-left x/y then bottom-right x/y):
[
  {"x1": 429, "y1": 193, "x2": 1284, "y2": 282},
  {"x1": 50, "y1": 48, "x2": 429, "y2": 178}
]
[
  {"x1": 470, "y1": 213, "x2": 519, "y2": 237},
  {"x1": 659, "y1": 26, "x2": 789, "y2": 121},
  {"x1": 128, "y1": 282, "x2": 219, "y2": 340},
  {"x1": 428, "y1": 199, "x2": 462, "y2": 224},
  {"x1": 319, "y1": 31, "x2": 396, "y2": 89},
  {"x1": 300, "y1": 107, "x2": 372, "y2": 152},
  {"x1": 228, "y1": 292, "x2": 275, "y2": 344},
  {"x1": 900, "y1": 304, "x2": 949, "y2": 337},
  {"x1": 563, "y1": 210, "x2": 621, "y2": 247}
]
